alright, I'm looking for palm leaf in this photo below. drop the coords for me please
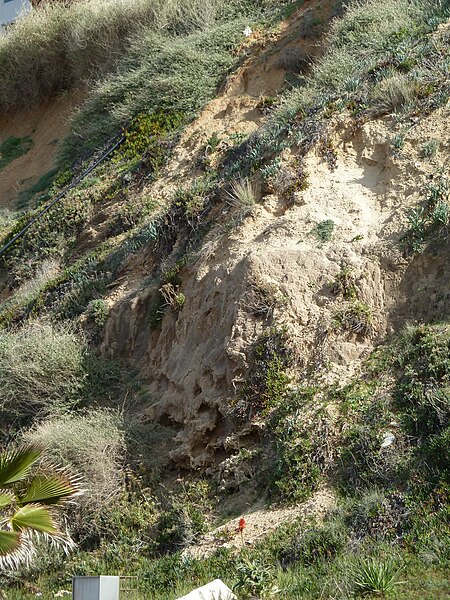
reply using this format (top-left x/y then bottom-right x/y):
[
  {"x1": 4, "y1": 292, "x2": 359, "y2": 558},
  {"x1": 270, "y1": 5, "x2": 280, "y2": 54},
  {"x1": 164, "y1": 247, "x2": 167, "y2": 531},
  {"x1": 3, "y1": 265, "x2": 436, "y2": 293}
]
[
  {"x1": 19, "y1": 471, "x2": 82, "y2": 506},
  {"x1": 11, "y1": 504, "x2": 58, "y2": 535},
  {"x1": 0, "y1": 445, "x2": 41, "y2": 486},
  {"x1": 0, "y1": 530, "x2": 21, "y2": 556},
  {"x1": 0, "y1": 489, "x2": 15, "y2": 509},
  {"x1": 0, "y1": 530, "x2": 34, "y2": 570}
]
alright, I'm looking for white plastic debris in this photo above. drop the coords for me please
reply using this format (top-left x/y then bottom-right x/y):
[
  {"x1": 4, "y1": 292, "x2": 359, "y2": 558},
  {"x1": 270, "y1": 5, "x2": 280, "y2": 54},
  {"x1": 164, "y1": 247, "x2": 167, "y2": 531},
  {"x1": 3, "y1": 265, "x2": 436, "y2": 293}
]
[
  {"x1": 381, "y1": 432, "x2": 395, "y2": 448},
  {"x1": 243, "y1": 26, "x2": 252, "y2": 37},
  {"x1": 176, "y1": 579, "x2": 236, "y2": 600}
]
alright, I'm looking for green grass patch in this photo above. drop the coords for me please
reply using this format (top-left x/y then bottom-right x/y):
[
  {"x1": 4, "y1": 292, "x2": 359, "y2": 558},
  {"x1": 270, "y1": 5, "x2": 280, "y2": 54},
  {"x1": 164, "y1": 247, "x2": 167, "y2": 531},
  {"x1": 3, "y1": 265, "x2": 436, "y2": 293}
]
[
  {"x1": 0, "y1": 135, "x2": 33, "y2": 170},
  {"x1": 59, "y1": 20, "x2": 247, "y2": 165}
]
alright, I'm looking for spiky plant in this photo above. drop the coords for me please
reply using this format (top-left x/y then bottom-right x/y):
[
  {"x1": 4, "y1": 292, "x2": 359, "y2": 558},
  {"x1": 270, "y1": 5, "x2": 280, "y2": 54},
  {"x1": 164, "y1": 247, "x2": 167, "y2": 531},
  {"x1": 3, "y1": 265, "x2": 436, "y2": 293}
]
[
  {"x1": 225, "y1": 180, "x2": 257, "y2": 209},
  {"x1": 0, "y1": 445, "x2": 82, "y2": 570},
  {"x1": 353, "y1": 557, "x2": 404, "y2": 596},
  {"x1": 223, "y1": 179, "x2": 257, "y2": 229}
]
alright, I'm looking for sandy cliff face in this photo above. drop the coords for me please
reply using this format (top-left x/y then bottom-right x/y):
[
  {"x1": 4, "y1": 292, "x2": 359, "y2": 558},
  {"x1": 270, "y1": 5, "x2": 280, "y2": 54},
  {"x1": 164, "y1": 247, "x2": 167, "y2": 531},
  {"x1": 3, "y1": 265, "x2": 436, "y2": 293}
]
[{"x1": 101, "y1": 92, "x2": 450, "y2": 467}]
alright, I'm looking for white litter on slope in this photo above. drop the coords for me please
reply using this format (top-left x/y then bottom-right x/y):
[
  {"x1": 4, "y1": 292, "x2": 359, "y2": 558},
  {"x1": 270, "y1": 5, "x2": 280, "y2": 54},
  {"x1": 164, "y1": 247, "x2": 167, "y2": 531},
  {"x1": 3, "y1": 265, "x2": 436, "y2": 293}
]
[{"x1": 176, "y1": 579, "x2": 236, "y2": 600}]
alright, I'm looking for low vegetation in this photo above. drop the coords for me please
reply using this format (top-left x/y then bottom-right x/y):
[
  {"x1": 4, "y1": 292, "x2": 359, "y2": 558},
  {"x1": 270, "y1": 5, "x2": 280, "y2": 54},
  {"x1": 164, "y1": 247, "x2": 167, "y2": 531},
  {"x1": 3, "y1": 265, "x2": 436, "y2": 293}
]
[
  {"x1": 24, "y1": 409, "x2": 127, "y2": 542},
  {"x1": 402, "y1": 173, "x2": 450, "y2": 252},
  {"x1": 311, "y1": 219, "x2": 335, "y2": 244},
  {"x1": 0, "y1": 136, "x2": 33, "y2": 170},
  {"x1": 60, "y1": 19, "x2": 247, "y2": 164},
  {"x1": 0, "y1": 322, "x2": 87, "y2": 433},
  {"x1": 226, "y1": 0, "x2": 450, "y2": 179},
  {"x1": 0, "y1": 0, "x2": 232, "y2": 111},
  {"x1": 30, "y1": 322, "x2": 443, "y2": 599},
  {"x1": 237, "y1": 327, "x2": 293, "y2": 418}
]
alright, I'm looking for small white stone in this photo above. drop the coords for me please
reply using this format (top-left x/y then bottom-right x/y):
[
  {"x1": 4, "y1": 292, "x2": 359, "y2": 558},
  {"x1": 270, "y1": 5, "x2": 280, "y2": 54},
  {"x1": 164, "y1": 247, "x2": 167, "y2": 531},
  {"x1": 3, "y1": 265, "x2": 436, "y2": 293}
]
[
  {"x1": 381, "y1": 432, "x2": 395, "y2": 448},
  {"x1": 243, "y1": 26, "x2": 253, "y2": 37}
]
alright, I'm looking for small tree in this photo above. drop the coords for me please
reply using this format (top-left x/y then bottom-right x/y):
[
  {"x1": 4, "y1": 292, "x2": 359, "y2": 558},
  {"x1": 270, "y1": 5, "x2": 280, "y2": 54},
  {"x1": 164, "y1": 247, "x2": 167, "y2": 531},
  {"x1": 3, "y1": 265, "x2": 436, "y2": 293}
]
[{"x1": 0, "y1": 444, "x2": 82, "y2": 570}]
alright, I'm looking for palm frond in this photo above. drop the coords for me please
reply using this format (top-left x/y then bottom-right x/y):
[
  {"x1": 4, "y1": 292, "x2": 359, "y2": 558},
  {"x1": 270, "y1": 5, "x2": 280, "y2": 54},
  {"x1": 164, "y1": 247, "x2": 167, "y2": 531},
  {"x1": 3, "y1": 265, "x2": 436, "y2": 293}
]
[
  {"x1": 0, "y1": 445, "x2": 41, "y2": 486},
  {"x1": 0, "y1": 489, "x2": 15, "y2": 509},
  {"x1": 0, "y1": 446, "x2": 81, "y2": 570},
  {"x1": 19, "y1": 471, "x2": 83, "y2": 506},
  {"x1": 11, "y1": 504, "x2": 58, "y2": 535}
]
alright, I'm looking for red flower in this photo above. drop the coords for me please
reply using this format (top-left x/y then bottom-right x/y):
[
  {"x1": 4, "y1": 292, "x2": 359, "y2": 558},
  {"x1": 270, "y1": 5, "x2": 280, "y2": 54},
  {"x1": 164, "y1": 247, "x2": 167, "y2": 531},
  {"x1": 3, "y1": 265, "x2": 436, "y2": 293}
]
[{"x1": 238, "y1": 517, "x2": 246, "y2": 532}]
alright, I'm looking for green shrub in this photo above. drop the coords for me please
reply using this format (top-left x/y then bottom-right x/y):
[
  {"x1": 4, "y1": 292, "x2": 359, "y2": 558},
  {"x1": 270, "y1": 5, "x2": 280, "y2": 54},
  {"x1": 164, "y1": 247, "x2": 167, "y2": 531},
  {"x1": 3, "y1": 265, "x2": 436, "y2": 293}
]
[
  {"x1": 420, "y1": 138, "x2": 439, "y2": 159},
  {"x1": 333, "y1": 301, "x2": 372, "y2": 335},
  {"x1": 371, "y1": 73, "x2": 417, "y2": 114},
  {"x1": 238, "y1": 327, "x2": 292, "y2": 418},
  {"x1": 392, "y1": 323, "x2": 450, "y2": 437},
  {"x1": 0, "y1": 0, "x2": 226, "y2": 112},
  {"x1": 313, "y1": 0, "x2": 431, "y2": 93},
  {"x1": 268, "y1": 388, "x2": 333, "y2": 502},
  {"x1": 280, "y1": 521, "x2": 347, "y2": 568},
  {"x1": 345, "y1": 490, "x2": 409, "y2": 542},
  {"x1": 338, "y1": 323, "x2": 450, "y2": 491},
  {"x1": 423, "y1": 428, "x2": 450, "y2": 481},
  {"x1": 60, "y1": 19, "x2": 246, "y2": 163},
  {"x1": 153, "y1": 173, "x2": 218, "y2": 262},
  {"x1": 402, "y1": 174, "x2": 450, "y2": 252},
  {"x1": 24, "y1": 409, "x2": 127, "y2": 541},
  {"x1": 311, "y1": 219, "x2": 335, "y2": 243},
  {"x1": 157, "y1": 481, "x2": 212, "y2": 552},
  {"x1": 86, "y1": 298, "x2": 109, "y2": 327},
  {"x1": 337, "y1": 380, "x2": 409, "y2": 492},
  {"x1": 56, "y1": 272, "x2": 109, "y2": 322},
  {"x1": 404, "y1": 484, "x2": 450, "y2": 561},
  {"x1": 107, "y1": 193, "x2": 157, "y2": 237},
  {"x1": 390, "y1": 323, "x2": 450, "y2": 483},
  {"x1": 330, "y1": 265, "x2": 357, "y2": 300},
  {"x1": 391, "y1": 133, "x2": 406, "y2": 152},
  {"x1": 233, "y1": 556, "x2": 276, "y2": 599},
  {"x1": 339, "y1": 422, "x2": 406, "y2": 492},
  {"x1": 112, "y1": 110, "x2": 182, "y2": 173},
  {"x1": 3, "y1": 186, "x2": 93, "y2": 280},
  {"x1": 0, "y1": 322, "x2": 86, "y2": 430}
]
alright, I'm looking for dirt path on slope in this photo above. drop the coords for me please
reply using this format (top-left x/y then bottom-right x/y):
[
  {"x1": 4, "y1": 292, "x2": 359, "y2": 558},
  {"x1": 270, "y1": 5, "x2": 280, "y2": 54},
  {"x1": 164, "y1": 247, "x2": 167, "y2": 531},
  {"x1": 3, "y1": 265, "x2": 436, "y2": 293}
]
[{"x1": 184, "y1": 486, "x2": 336, "y2": 560}]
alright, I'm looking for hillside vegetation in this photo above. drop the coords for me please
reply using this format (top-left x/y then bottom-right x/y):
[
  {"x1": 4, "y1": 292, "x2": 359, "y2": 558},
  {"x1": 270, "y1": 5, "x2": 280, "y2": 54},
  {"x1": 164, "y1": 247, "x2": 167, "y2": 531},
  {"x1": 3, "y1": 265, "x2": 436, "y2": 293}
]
[{"x1": 0, "y1": 0, "x2": 449, "y2": 598}]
